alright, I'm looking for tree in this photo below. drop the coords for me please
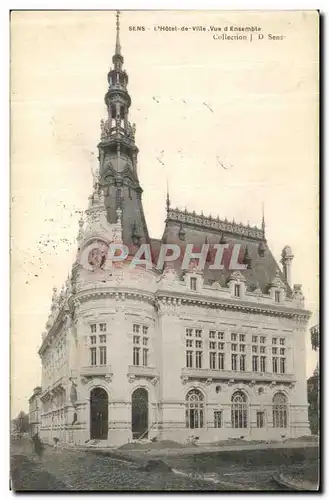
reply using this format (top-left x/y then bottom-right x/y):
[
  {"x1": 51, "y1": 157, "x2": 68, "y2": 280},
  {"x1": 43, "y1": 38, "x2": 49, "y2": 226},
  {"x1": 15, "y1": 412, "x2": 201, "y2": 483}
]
[{"x1": 14, "y1": 411, "x2": 30, "y2": 434}]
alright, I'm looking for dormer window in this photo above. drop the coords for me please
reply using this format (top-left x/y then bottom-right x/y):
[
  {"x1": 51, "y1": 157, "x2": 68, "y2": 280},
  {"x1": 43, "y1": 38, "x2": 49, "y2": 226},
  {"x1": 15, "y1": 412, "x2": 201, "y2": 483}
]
[
  {"x1": 275, "y1": 291, "x2": 280, "y2": 303},
  {"x1": 190, "y1": 277, "x2": 197, "y2": 291},
  {"x1": 234, "y1": 284, "x2": 241, "y2": 297}
]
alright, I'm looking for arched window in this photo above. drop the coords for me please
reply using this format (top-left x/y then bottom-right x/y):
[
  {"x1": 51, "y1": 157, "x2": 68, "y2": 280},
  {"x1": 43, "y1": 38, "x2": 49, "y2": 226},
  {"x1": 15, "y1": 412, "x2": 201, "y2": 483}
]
[
  {"x1": 231, "y1": 391, "x2": 248, "y2": 428},
  {"x1": 185, "y1": 389, "x2": 204, "y2": 429},
  {"x1": 272, "y1": 392, "x2": 288, "y2": 428}
]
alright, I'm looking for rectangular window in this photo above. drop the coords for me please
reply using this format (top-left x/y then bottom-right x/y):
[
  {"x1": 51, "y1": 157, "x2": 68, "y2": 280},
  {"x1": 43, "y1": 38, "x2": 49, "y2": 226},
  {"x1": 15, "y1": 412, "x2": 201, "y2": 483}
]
[
  {"x1": 260, "y1": 336, "x2": 266, "y2": 344},
  {"x1": 90, "y1": 335, "x2": 96, "y2": 345},
  {"x1": 234, "y1": 284, "x2": 241, "y2": 297},
  {"x1": 272, "y1": 347, "x2": 278, "y2": 355},
  {"x1": 280, "y1": 348, "x2": 285, "y2": 355},
  {"x1": 210, "y1": 352, "x2": 216, "y2": 370},
  {"x1": 186, "y1": 328, "x2": 193, "y2": 337},
  {"x1": 280, "y1": 357, "x2": 286, "y2": 374},
  {"x1": 280, "y1": 338, "x2": 285, "y2": 345},
  {"x1": 252, "y1": 355, "x2": 259, "y2": 372},
  {"x1": 142, "y1": 337, "x2": 148, "y2": 346},
  {"x1": 214, "y1": 411, "x2": 223, "y2": 428},
  {"x1": 272, "y1": 357, "x2": 278, "y2": 373},
  {"x1": 143, "y1": 326, "x2": 148, "y2": 335},
  {"x1": 231, "y1": 333, "x2": 237, "y2": 341},
  {"x1": 133, "y1": 347, "x2": 140, "y2": 366},
  {"x1": 272, "y1": 337, "x2": 277, "y2": 345},
  {"x1": 133, "y1": 324, "x2": 140, "y2": 334},
  {"x1": 186, "y1": 339, "x2": 193, "y2": 348},
  {"x1": 99, "y1": 346, "x2": 107, "y2": 365},
  {"x1": 218, "y1": 332, "x2": 224, "y2": 340},
  {"x1": 99, "y1": 334, "x2": 106, "y2": 344},
  {"x1": 195, "y1": 329, "x2": 202, "y2": 338},
  {"x1": 240, "y1": 344, "x2": 245, "y2": 352},
  {"x1": 209, "y1": 331, "x2": 216, "y2": 339},
  {"x1": 260, "y1": 356, "x2": 266, "y2": 372},
  {"x1": 260, "y1": 346, "x2": 266, "y2": 353},
  {"x1": 218, "y1": 342, "x2": 224, "y2": 350},
  {"x1": 231, "y1": 343, "x2": 237, "y2": 352},
  {"x1": 209, "y1": 341, "x2": 216, "y2": 350},
  {"x1": 252, "y1": 335, "x2": 258, "y2": 343},
  {"x1": 239, "y1": 334, "x2": 245, "y2": 342},
  {"x1": 143, "y1": 348, "x2": 148, "y2": 367},
  {"x1": 190, "y1": 277, "x2": 197, "y2": 291},
  {"x1": 195, "y1": 340, "x2": 202, "y2": 349},
  {"x1": 186, "y1": 350, "x2": 193, "y2": 368},
  {"x1": 133, "y1": 335, "x2": 140, "y2": 345},
  {"x1": 195, "y1": 351, "x2": 202, "y2": 369},
  {"x1": 231, "y1": 354, "x2": 237, "y2": 371},
  {"x1": 275, "y1": 291, "x2": 280, "y2": 303},
  {"x1": 218, "y1": 353, "x2": 225, "y2": 370},
  {"x1": 90, "y1": 324, "x2": 97, "y2": 333},
  {"x1": 240, "y1": 355, "x2": 246, "y2": 371},
  {"x1": 257, "y1": 411, "x2": 265, "y2": 428},
  {"x1": 99, "y1": 323, "x2": 107, "y2": 332},
  {"x1": 90, "y1": 347, "x2": 97, "y2": 366}
]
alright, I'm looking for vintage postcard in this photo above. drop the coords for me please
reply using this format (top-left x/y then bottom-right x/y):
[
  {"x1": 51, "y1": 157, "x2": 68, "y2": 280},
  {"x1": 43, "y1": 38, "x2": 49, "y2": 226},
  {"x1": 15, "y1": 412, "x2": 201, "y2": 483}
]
[{"x1": 10, "y1": 10, "x2": 319, "y2": 491}]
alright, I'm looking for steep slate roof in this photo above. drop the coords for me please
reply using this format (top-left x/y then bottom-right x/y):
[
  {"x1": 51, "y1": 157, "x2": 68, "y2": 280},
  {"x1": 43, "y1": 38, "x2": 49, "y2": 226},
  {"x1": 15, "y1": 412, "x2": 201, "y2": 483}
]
[{"x1": 150, "y1": 207, "x2": 292, "y2": 297}]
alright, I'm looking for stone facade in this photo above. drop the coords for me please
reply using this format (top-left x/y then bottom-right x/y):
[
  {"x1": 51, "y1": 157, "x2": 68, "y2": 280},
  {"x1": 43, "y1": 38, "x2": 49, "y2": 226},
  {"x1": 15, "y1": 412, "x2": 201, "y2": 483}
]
[
  {"x1": 38, "y1": 13, "x2": 311, "y2": 447},
  {"x1": 28, "y1": 386, "x2": 42, "y2": 436}
]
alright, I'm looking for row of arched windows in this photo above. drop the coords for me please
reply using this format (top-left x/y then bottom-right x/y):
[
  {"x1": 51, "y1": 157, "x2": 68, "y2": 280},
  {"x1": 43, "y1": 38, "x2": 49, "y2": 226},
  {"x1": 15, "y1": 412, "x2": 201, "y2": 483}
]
[{"x1": 185, "y1": 389, "x2": 288, "y2": 429}]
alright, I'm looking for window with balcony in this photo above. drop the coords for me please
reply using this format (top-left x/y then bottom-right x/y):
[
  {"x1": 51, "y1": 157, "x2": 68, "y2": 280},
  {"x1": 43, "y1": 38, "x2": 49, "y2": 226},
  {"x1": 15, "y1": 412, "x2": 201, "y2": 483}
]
[
  {"x1": 90, "y1": 347, "x2": 97, "y2": 366},
  {"x1": 89, "y1": 324, "x2": 107, "y2": 366},
  {"x1": 99, "y1": 346, "x2": 107, "y2": 365},
  {"x1": 133, "y1": 346, "x2": 140, "y2": 366},
  {"x1": 214, "y1": 411, "x2": 223, "y2": 428},
  {"x1": 272, "y1": 393, "x2": 288, "y2": 428},
  {"x1": 186, "y1": 389, "x2": 204, "y2": 429},
  {"x1": 231, "y1": 391, "x2": 248, "y2": 428}
]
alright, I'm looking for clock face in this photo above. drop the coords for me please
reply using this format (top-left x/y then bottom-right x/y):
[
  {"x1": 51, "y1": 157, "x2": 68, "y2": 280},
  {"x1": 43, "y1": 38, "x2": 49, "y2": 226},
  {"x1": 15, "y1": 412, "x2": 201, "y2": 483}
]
[{"x1": 80, "y1": 240, "x2": 109, "y2": 271}]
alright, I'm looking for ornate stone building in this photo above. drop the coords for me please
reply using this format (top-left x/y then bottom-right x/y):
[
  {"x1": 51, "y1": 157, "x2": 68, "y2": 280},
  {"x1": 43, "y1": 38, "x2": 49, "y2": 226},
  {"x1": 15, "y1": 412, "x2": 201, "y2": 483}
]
[
  {"x1": 308, "y1": 323, "x2": 319, "y2": 435},
  {"x1": 38, "y1": 13, "x2": 311, "y2": 446},
  {"x1": 28, "y1": 386, "x2": 42, "y2": 437}
]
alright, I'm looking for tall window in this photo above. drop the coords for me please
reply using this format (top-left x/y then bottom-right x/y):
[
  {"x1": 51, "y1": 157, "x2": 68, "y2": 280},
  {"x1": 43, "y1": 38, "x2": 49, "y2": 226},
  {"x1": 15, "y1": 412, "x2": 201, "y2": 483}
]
[
  {"x1": 257, "y1": 411, "x2": 265, "y2": 428},
  {"x1": 272, "y1": 393, "x2": 288, "y2": 428},
  {"x1": 231, "y1": 391, "x2": 248, "y2": 428},
  {"x1": 190, "y1": 277, "x2": 197, "y2": 291},
  {"x1": 209, "y1": 332, "x2": 225, "y2": 370},
  {"x1": 185, "y1": 328, "x2": 203, "y2": 369},
  {"x1": 234, "y1": 284, "x2": 241, "y2": 297},
  {"x1": 89, "y1": 323, "x2": 107, "y2": 366},
  {"x1": 185, "y1": 389, "x2": 204, "y2": 429},
  {"x1": 252, "y1": 355, "x2": 259, "y2": 372},
  {"x1": 132, "y1": 324, "x2": 149, "y2": 366},
  {"x1": 214, "y1": 411, "x2": 223, "y2": 428},
  {"x1": 275, "y1": 290, "x2": 280, "y2": 303},
  {"x1": 231, "y1": 354, "x2": 238, "y2": 371}
]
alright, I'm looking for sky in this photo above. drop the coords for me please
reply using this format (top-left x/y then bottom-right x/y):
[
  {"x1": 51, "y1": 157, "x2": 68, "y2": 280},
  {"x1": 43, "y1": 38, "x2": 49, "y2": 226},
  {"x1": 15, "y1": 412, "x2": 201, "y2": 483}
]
[{"x1": 10, "y1": 10, "x2": 319, "y2": 416}]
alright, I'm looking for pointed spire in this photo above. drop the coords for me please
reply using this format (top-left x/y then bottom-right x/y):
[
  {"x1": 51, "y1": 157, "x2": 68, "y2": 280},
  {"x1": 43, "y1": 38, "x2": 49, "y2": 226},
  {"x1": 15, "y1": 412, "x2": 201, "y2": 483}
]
[
  {"x1": 115, "y1": 10, "x2": 121, "y2": 56},
  {"x1": 262, "y1": 202, "x2": 266, "y2": 236},
  {"x1": 166, "y1": 180, "x2": 171, "y2": 212}
]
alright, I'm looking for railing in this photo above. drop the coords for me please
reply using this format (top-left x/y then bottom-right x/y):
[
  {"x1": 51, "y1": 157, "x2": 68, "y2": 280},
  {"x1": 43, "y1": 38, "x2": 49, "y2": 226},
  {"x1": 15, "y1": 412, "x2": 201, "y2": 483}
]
[
  {"x1": 127, "y1": 365, "x2": 159, "y2": 378},
  {"x1": 181, "y1": 367, "x2": 295, "y2": 383},
  {"x1": 80, "y1": 365, "x2": 112, "y2": 377}
]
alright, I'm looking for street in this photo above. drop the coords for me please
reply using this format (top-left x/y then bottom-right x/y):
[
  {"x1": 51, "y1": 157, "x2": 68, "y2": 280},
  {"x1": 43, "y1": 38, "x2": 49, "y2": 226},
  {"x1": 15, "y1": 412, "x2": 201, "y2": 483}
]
[{"x1": 10, "y1": 438, "x2": 318, "y2": 491}]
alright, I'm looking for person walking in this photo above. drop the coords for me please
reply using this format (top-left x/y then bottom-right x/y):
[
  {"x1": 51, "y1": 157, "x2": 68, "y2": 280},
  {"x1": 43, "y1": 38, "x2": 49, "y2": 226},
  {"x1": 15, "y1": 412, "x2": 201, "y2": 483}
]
[{"x1": 32, "y1": 433, "x2": 44, "y2": 460}]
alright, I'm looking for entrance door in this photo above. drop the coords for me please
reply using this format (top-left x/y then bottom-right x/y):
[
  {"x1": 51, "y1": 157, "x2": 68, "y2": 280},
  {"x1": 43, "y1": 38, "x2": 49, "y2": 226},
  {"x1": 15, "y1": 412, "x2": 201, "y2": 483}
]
[
  {"x1": 90, "y1": 388, "x2": 108, "y2": 440},
  {"x1": 131, "y1": 388, "x2": 149, "y2": 440}
]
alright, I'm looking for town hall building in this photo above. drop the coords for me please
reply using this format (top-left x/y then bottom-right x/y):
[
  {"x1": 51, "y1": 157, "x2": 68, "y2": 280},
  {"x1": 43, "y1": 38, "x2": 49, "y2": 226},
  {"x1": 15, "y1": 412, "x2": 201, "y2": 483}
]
[{"x1": 38, "y1": 13, "x2": 311, "y2": 447}]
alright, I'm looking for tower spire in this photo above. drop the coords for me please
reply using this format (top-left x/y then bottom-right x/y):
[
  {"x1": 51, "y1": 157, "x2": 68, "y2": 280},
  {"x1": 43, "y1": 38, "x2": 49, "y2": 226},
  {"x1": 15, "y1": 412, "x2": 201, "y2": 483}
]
[
  {"x1": 115, "y1": 10, "x2": 121, "y2": 56},
  {"x1": 166, "y1": 180, "x2": 171, "y2": 212}
]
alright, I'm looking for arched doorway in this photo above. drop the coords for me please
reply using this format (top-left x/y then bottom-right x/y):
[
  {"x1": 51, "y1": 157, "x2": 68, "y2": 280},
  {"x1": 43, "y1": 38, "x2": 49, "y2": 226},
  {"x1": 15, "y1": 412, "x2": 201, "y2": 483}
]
[
  {"x1": 131, "y1": 388, "x2": 148, "y2": 440},
  {"x1": 90, "y1": 387, "x2": 108, "y2": 440}
]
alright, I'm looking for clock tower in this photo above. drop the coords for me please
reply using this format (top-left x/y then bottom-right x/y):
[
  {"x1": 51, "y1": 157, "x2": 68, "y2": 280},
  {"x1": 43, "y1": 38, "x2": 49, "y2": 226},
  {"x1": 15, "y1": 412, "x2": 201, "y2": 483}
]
[{"x1": 98, "y1": 11, "x2": 150, "y2": 252}]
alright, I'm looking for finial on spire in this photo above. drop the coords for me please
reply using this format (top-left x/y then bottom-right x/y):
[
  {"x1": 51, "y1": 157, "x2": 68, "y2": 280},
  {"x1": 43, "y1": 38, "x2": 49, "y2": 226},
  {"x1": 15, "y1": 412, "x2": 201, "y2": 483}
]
[
  {"x1": 166, "y1": 180, "x2": 171, "y2": 212},
  {"x1": 115, "y1": 10, "x2": 121, "y2": 56},
  {"x1": 262, "y1": 202, "x2": 265, "y2": 236}
]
